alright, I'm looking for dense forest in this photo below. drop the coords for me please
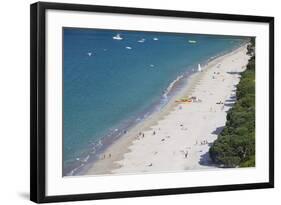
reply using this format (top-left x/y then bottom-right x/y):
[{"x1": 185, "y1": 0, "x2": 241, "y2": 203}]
[{"x1": 209, "y1": 38, "x2": 255, "y2": 168}]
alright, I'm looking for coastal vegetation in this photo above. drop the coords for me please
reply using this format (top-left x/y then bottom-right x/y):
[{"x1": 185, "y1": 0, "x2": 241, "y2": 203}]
[{"x1": 209, "y1": 39, "x2": 255, "y2": 168}]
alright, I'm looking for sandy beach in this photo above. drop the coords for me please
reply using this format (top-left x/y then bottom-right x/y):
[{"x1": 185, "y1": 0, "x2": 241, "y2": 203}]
[{"x1": 85, "y1": 44, "x2": 250, "y2": 175}]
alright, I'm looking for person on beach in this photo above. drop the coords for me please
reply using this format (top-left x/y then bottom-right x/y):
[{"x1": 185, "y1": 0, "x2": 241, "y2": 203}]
[
  {"x1": 184, "y1": 151, "x2": 188, "y2": 158},
  {"x1": 153, "y1": 131, "x2": 156, "y2": 135},
  {"x1": 201, "y1": 140, "x2": 208, "y2": 145},
  {"x1": 201, "y1": 140, "x2": 206, "y2": 145}
]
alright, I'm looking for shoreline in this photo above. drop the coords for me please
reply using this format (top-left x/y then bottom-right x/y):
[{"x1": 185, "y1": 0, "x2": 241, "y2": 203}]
[{"x1": 76, "y1": 43, "x2": 250, "y2": 176}]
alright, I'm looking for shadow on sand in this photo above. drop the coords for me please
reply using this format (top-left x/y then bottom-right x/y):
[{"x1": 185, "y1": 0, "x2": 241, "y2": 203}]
[
  {"x1": 224, "y1": 102, "x2": 236, "y2": 107},
  {"x1": 198, "y1": 143, "x2": 217, "y2": 167},
  {"x1": 199, "y1": 126, "x2": 226, "y2": 167},
  {"x1": 227, "y1": 71, "x2": 241, "y2": 75},
  {"x1": 212, "y1": 126, "x2": 225, "y2": 135}
]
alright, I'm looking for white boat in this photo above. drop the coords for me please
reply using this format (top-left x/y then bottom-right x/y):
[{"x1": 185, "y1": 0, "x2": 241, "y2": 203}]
[
  {"x1": 153, "y1": 37, "x2": 159, "y2": 41},
  {"x1": 113, "y1": 34, "x2": 123, "y2": 40},
  {"x1": 87, "y1": 52, "x2": 92, "y2": 56},
  {"x1": 150, "y1": 64, "x2": 155, "y2": 67},
  {"x1": 188, "y1": 40, "x2": 197, "y2": 43},
  {"x1": 125, "y1": 46, "x2": 132, "y2": 50},
  {"x1": 198, "y1": 64, "x2": 202, "y2": 72},
  {"x1": 138, "y1": 38, "x2": 145, "y2": 43}
]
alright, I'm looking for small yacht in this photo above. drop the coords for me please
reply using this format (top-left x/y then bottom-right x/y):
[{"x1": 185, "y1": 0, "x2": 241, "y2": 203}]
[
  {"x1": 153, "y1": 37, "x2": 159, "y2": 41},
  {"x1": 113, "y1": 34, "x2": 123, "y2": 40},
  {"x1": 125, "y1": 46, "x2": 132, "y2": 50},
  {"x1": 138, "y1": 38, "x2": 146, "y2": 43},
  {"x1": 188, "y1": 40, "x2": 197, "y2": 44}
]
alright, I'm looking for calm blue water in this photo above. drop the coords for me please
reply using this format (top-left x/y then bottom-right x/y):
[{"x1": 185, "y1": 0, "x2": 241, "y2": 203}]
[{"x1": 63, "y1": 28, "x2": 247, "y2": 175}]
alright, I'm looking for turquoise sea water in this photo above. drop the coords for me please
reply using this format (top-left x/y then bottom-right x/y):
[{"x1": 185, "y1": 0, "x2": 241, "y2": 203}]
[{"x1": 63, "y1": 28, "x2": 248, "y2": 175}]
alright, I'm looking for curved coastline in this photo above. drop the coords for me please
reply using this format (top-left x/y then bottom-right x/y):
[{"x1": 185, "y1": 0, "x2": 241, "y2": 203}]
[{"x1": 75, "y1": 43, "x2": 250, "y2": 176}]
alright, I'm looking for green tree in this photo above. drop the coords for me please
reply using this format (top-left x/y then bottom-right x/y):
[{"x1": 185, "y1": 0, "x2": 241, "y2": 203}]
[{"x1": 209, "y1": 38, "x2": 255, "y2": 168}]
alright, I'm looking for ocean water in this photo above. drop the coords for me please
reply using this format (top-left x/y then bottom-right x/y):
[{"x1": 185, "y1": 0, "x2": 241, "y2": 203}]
[{"x1": 63, "y1": 28, "x2": 248, "y2": 175}]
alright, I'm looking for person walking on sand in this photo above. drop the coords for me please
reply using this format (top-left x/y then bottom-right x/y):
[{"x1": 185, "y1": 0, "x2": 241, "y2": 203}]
[
  {"x1": 153, "y1": 131, "x2": 156, "y2": 135},
  {"x1": 184, "y1": 151, "x2": 188, "y2": 158}
]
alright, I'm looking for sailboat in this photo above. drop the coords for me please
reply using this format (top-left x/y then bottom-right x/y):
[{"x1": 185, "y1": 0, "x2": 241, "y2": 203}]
[
  {"x1": 113, "y1": 34, "x2": 123, "y2": 40},
  {"x1": 198, "y1": 64, "x2": 202, "y2": 72},
  {"x1": 138, "y1": 38, "x2": 145, "y2": 43}
]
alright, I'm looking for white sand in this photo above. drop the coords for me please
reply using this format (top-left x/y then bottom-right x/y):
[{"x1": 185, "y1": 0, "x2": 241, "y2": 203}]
[{"x1": 85, "y1": 44, "x2": 250, "y2": 175}]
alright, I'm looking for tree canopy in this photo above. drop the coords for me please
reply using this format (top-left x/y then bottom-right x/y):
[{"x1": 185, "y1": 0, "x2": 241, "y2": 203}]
[{"x1": 209, "y1": 39, "x2": 255, "y2": 168}]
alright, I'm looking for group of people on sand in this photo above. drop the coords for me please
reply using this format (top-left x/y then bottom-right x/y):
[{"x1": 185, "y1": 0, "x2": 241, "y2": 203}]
[
  {"x1": 216, "y1": 100, "x2": 224, "y2": 105},
  {"x1": 135, "y1": 132, "x2": 145, "y2": 140},
  {"x1": 216, "y1": 100, "x2": 225, "y2": 111},
  {"x1": 212, "y1": 71, "x2": 221, "y2": 79},
  {"x1": 200, "y1": 140, "x2": 209, "y2": 145},
  {"x1": 210, "y1": 101, "x2": 224, "y2": 112},
  {"x1": 135, "y1": 129, "x2": 159, "y2": 141},
  {"x1": 101, "y1": 153, "x2": 112, "y2": 160},
  {"x1": 195, "y1": 139, "x2": 209, "y2": 145},
  {"x1": 191, "y1": 96, "x2": 202, "y2": 103}
]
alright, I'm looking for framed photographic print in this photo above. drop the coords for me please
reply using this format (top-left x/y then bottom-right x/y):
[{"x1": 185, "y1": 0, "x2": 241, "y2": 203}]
[{"x1": 30, "y1": 2, "x2": 274, "y2": 203}]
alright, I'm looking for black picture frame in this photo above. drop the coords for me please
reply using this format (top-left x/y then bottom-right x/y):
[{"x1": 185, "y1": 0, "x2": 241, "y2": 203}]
[{"x1": 30, "y1": 1, "x2": 274, "y2": 203}]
